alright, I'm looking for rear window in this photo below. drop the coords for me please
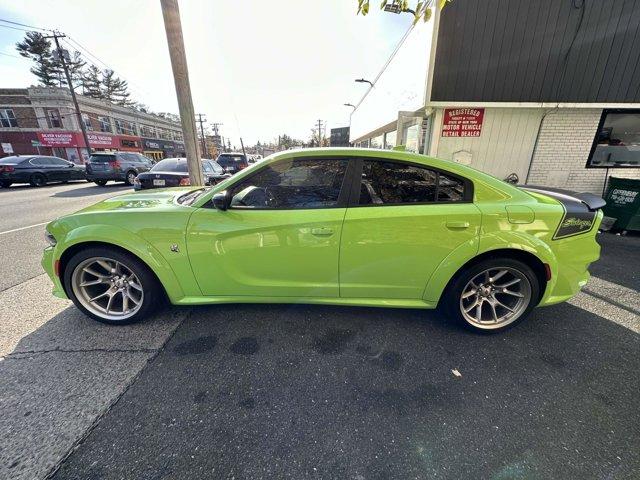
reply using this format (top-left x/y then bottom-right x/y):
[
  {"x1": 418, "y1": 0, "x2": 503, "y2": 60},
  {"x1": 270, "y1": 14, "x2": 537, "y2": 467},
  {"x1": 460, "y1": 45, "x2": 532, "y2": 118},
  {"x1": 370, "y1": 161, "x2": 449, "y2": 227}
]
[
  {"x1": 89, "y1": 154, "x2": 116, "y2": 163},
  {"x1": 0, "y1": 156, "x2": 27, "y2": 164},
  {"x1": 152, "y1": 159, "x2": 187, "y2": 172},
  {"x1": 217, "y1": 154, "x2": 246, "y2": 166}
]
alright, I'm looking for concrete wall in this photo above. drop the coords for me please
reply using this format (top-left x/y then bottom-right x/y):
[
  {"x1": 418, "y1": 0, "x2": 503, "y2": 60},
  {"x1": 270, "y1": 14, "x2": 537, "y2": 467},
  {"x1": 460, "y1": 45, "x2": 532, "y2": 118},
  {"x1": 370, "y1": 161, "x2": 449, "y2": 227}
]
[{"x1": 527, "y1": 109, "x2": 640, "y2": 194}]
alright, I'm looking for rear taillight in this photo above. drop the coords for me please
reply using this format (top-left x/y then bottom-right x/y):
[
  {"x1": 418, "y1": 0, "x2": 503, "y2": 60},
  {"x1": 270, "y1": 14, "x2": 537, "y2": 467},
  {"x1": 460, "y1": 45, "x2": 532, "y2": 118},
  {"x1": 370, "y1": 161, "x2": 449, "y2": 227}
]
[
  {"x1": 179, "y1": 178, "x2": 191, "y2": 186},
  {"x1": 0, "y1": 165, "x2": 15, "y2": 173},
  {"x1": 238, "y1": 164, "x2": 247, "y2": 170},
  {"x1": 109, "y1": 160, "x2": 121, "y2": 169}
]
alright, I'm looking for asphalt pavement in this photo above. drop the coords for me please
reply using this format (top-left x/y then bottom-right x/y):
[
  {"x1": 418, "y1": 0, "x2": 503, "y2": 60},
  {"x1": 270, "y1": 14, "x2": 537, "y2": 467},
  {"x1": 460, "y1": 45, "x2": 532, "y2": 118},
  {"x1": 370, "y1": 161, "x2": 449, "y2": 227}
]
[
  {"x1": 0, "y1": 182, "x2": 638, "y2": 480},
  {"x1": 0, "y1": 181, "x2": 129, "y2": 292}
]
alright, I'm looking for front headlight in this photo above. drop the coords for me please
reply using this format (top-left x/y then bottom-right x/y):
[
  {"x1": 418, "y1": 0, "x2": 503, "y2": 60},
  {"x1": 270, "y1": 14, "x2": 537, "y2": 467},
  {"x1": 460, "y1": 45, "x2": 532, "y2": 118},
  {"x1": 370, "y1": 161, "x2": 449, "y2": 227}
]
[{"x1": 45, "y1": 230, "x2": 57, "y2": 247}]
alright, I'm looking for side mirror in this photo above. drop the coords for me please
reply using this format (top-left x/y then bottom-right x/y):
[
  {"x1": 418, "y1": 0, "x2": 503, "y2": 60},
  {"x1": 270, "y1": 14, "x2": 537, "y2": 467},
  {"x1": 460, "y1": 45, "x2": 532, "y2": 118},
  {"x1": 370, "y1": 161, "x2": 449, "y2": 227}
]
[{"x1": 212, "y1": 190, "x2": 230, "y2": 211}]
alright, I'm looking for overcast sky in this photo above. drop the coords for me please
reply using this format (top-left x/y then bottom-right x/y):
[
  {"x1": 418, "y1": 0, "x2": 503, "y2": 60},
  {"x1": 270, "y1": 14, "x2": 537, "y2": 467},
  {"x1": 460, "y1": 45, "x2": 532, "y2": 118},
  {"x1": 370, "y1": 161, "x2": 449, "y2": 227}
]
[{"x1": 0, "y1": 0, "x2": 411, "y2": 145}]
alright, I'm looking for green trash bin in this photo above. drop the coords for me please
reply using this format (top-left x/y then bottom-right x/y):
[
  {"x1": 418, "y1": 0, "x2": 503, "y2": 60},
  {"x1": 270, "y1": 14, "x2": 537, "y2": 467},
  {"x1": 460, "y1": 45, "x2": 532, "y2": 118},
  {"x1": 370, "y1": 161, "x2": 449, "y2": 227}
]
[{"x1": 602, "y1": 177, "x2": 640, "y2": 232}]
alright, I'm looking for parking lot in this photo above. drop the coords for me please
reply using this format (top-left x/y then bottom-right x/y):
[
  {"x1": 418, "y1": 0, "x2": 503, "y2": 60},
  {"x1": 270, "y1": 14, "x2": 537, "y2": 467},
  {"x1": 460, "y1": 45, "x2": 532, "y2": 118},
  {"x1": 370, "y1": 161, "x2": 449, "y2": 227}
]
[{"x1": 1, "y1": 182, "x2": 639, "y2": 480}]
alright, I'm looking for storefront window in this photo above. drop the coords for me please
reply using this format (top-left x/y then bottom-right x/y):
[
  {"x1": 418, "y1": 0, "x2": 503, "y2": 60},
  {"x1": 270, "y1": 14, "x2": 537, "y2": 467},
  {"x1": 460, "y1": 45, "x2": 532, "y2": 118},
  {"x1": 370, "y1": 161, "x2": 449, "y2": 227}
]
[
  {"x1": 588, "y1": 109, "x2": 640, "y2": 168},
  {"x1": 384, "y1": 131, "x2": 397, "y2": 149},
  {"x1": 404, "y1": 124, "x2": 420, "y2": 153},
  {"x1": 0, "y1": 109, "x2": 18, "y2": 127},
  {"x1": 370, "y1": 134, "x2": 383, "y2": 149}
]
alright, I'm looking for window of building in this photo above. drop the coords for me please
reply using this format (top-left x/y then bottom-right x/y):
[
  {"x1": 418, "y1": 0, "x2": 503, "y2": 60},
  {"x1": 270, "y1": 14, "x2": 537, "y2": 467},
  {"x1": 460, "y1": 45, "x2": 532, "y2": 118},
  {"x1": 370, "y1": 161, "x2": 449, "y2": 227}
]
[
  {"x1": 115, "y1": 118, "x2": 137, "y2": 136},
  {"x1": 384, "y1": 131, "x2": 397, "y2": 149},
  {"x1": 46, "y1": 109, "x2": 62, "y2": 128},
  {"x1": 358, "y1": 160, "x2": 467, "y2": 205},
  {"x1": 81, "y1": 113, "x2": 93, "y2": 131},
  {"x1": 158, "y1": 128, "x2": 172, "y2": 140},
  {"x1": 588, "y1": 109, "x2": 640, "y2": 168},
  {"x1": 120, "y1": 139, "x2": 140, "y2": 149},
  {"x1": 0, "y1": 109, "x2": 18, "y2": 127},
  {"x1": 230, "y1": 158, "x2": 348, "y2": 209},
  {"x1": 140, "y1": 124, "x2": 156, "y2": 137},
  {"x1": 173, "y1": 131, "x2": 184, "y2": 142},
  {"x1": 98, "y1": 116, "x2": 112, "y2": 133}
]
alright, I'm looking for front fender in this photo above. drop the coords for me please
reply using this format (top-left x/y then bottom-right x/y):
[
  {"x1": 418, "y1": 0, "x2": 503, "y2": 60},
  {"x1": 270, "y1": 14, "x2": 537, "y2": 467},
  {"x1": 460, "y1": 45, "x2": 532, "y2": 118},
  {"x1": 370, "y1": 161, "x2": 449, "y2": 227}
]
[
  {"x1": 57, "y1": 224, "x2": 186, "y2": 302},
  {"x1": 422, "y1": 231, "x2": 558, "y2": 304}
]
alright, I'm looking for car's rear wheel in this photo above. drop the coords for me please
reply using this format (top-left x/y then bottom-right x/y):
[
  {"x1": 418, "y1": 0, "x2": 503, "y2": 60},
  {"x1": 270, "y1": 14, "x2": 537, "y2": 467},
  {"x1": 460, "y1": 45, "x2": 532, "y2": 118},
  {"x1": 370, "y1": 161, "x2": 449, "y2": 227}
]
[
  {"x1": 64, "y1": 247, "x2": 163, "y2": 324},
  {"x1": 30, "y1": 173, "x2": 46, "y2": 187},
  {"x1": 0, "y1": 180, "x2": 12, "y2": 188},
  {"x1": 442, "y1": 258, "x2": 539, "y2": 333},
  {"x1": 125, "y1": 171, "x2": 137, "y2": 186},
  {"x1": 94, "y1": 180, "x2": 108, "y2": 186}
]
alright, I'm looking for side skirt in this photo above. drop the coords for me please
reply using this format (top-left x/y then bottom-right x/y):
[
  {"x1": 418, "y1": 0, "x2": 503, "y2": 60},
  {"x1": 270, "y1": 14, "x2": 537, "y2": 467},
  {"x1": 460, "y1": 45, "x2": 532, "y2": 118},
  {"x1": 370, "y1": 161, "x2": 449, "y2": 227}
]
[{"x1": 173, "y1": 296, "x2": 437, "y2": 309}]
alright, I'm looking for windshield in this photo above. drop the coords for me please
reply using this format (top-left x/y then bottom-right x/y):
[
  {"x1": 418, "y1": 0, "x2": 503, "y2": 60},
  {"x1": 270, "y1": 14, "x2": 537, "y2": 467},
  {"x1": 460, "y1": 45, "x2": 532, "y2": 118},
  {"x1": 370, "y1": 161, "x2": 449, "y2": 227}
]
[{"x1": 152, "y1": 158, "x2": 187, "y2": 172}]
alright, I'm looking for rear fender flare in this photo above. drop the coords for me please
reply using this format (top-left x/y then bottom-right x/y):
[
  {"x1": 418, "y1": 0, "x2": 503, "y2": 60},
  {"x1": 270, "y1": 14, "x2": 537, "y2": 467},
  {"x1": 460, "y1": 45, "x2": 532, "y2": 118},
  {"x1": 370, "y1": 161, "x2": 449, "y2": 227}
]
[{"x1": 422, "y1": 231, "x2": 558, "y2": 304}]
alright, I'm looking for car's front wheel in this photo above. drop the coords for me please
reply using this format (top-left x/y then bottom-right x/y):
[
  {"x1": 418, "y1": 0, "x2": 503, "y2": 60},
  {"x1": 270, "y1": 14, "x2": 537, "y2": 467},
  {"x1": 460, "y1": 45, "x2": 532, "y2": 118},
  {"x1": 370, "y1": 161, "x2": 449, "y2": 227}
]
[
  {"x1": 63, "y1": 247, "x2": 163, "y2": 324},
  {"x1": 443, "y1": 258, "x2": 539, "y2": 333},
  {"x1": 125, "y1": 171, "x2": 137, "y2": 186}
]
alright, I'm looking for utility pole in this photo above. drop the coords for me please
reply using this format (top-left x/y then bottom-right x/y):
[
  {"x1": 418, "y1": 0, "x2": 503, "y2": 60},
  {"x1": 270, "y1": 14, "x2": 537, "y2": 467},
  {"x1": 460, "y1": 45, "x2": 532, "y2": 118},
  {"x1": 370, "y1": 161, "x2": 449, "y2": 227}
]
[
  {"x1": 160, "y1": 0, "x2": 204, "y2": 185},
  {"x1": 239, "y1": 137, "x2": 247, "y2": 158},
  {"x1": 47, "y1": 31, "x2": 91, "y2": 162},
  {"x1": 195, "y1": 113, "x2": 207, "y2": 156}
]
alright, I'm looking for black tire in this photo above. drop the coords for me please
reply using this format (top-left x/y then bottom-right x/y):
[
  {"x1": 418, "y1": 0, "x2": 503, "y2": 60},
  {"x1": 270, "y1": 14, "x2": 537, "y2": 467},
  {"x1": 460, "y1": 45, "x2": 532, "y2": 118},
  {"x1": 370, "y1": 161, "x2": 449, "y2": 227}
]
[
  {"x1": 63, "y1": 246, "x2": 165, "y2": 325},
  {"x1": 125, "y1": 170, "x2": 137, "y2": 186},
  {"x1": 441, "y1": 258, "x2": 540, "y2": 333},
  {"x1": 30, "y1": 173, "x2": 46, "y2": 187},
  {"x1": 94, "y1": 180, "x2": 108, "y2": 186},
  {"x1": 0, "y1": 180, "x2": 12, "y2": 188}
]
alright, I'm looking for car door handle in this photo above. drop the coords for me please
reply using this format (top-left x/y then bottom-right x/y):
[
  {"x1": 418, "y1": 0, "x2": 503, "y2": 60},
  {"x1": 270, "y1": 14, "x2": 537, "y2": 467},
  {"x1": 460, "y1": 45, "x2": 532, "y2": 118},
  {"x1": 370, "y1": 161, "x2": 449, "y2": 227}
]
[
  {"x1": 446, "y1": 221, "x2": 470, "y2": 229},
  {"x1": 311, "y1": 227, "x2": 334, "y2": 236}
]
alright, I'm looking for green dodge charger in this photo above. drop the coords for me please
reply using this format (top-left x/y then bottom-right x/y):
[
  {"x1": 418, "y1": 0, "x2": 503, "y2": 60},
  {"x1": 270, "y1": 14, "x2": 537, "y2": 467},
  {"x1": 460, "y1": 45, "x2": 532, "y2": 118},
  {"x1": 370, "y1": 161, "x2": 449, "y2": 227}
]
[{"x1": 42, "y1": 148, "x2": 604, "y2": 332}]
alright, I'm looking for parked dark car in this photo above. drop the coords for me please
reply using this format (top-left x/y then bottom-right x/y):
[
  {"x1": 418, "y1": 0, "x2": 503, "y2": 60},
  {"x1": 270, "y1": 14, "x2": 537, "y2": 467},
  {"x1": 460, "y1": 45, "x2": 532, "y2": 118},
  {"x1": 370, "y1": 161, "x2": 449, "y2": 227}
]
[
  {"x1": 215, "y1": 152, "x2": 249, "y2": 174},
  {"x1": 86, "y1": 152, "x2": 153, "y2": 186},
  {"x1": 133, "y1": 158, "x2": 230, "y2": 191},
  {"x1": 0, "y1": 155, "x2": 86, "y2": 188}
]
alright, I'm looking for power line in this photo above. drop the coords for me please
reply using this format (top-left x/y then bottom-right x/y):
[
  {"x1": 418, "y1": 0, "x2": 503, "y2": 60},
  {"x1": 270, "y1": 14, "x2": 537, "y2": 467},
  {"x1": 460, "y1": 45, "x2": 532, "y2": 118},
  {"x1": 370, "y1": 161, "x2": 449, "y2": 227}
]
[
  {"x1": 0, "y1": 51, "x2": 24, "y2": 59},
  {"x1": 0, "y1": 18, "x2": 51, "y2": 32},
  {"x1": 0, "y1": 23, "x2": 33, "y2": 33}
]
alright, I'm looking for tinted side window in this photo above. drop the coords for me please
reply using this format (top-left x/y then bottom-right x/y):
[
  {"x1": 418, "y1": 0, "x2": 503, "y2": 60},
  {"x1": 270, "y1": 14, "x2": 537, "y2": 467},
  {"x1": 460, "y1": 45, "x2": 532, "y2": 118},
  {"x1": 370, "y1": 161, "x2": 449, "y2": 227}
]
[
  {"x1": 359, "y1": 161, "x2": 437, "y2": 205},
  {"x1": 230, "y1": 158, "x2": 348, "y2": 209},
  {"x1": 49, "y1": 157, "x2": 70, "y2": 166},
  {"x1": 359, "y1": 160, "x2": 467, "y2": 205},
  {"x1": 203, "y1": 161, "x2": 213, "y2": 173},
  {"x1": 30, "y1": 158, "x2": 50, "y2": 166},
  {"x1": 437, "y1": 173, "x2": 465, "y2": 202}
]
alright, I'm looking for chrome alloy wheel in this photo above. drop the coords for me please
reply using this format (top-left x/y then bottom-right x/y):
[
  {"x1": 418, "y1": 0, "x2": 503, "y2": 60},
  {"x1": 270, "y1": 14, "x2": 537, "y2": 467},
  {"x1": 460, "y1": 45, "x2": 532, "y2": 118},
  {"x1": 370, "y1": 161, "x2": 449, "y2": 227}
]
[
  {"x1": 459, "y1": 267, "x2": 532, "y2": 330},
  {"x1": 71, "y1": 257, "x2": 144, "y2": 321}
]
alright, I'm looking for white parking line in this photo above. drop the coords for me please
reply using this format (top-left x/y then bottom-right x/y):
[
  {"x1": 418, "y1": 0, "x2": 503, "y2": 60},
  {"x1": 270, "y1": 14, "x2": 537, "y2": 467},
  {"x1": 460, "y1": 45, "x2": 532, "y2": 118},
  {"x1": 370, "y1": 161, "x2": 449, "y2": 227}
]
[{"x1": 0, "y1": 222, "x2": 49, "y2": 236}]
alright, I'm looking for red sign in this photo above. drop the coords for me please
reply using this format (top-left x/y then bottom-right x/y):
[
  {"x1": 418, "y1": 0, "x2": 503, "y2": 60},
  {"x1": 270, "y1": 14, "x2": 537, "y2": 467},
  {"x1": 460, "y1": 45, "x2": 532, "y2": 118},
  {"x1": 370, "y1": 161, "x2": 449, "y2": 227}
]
[
  {"x1": 36, "y1": 131, "x2": 142, "y2": 151},
  {"x1": 441, "y1": 108, "x2": 484, "y2": 137},
  {"x1": 37, "y1": 131, "x2": 80, "y2": 147}
]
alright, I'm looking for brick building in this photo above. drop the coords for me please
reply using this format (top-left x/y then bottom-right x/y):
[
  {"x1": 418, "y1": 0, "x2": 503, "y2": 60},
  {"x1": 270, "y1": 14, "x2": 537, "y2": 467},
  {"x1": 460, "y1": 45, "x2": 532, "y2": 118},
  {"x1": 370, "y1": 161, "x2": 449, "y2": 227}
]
[
  {"x1": 350, "y1": 0, "x2": 640, "y2": 193},
  {"x1": 0, "y1": 87, "x2": 186, "y2": 163}
]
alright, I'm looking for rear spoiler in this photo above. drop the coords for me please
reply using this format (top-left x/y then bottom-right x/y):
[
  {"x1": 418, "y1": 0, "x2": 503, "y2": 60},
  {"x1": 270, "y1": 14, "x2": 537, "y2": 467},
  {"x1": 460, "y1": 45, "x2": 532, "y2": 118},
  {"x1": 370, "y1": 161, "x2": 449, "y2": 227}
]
[{"x1": 520, "y1": 185, "x2": 606, "y2": 211}]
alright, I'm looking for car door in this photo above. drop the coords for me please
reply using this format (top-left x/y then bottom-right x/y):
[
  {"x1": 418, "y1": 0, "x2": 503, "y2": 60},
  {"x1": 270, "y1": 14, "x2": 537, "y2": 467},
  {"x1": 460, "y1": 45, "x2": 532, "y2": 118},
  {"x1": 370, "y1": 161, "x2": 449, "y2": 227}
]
[
  {"x1": 29, "y1": 157, "x2": 53, "y2": 180},
  {"x1": 186, "y1": 157, "x2": 352, "y2": 297},
  {"x1": 339, "y1": 158, "x2": 481, "y2": 299},
  {"x1": 50, "y1": 157, "x2": 74, "y2": 181}
]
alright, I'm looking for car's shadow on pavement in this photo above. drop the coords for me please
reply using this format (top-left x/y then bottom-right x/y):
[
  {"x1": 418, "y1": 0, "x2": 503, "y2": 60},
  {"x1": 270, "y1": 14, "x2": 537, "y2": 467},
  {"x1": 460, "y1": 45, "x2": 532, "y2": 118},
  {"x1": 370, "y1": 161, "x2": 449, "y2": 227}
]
[
  {"x1": 39, "y1": 301, "x2": 640, "y2": 480},
  {"x1": 50, "y1": 184, "x2": 131, "y2": 198}
]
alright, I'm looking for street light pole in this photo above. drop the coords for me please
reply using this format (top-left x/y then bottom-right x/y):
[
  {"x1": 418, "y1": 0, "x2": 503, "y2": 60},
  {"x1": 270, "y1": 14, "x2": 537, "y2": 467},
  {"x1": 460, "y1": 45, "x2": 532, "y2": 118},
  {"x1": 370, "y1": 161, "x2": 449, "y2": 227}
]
[
  {"x1": 160, "y1": 0, "x2": 204, "y2": 186},
  {"x1": 47, "y1": 31, "x2": 92, "y2": 162}
]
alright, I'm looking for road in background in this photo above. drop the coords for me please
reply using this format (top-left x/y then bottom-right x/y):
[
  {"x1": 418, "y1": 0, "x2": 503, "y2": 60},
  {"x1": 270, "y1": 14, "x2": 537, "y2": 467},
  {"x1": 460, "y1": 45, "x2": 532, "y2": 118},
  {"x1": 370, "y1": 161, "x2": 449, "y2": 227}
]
[{"x1": 0, "y1": 182, "x2": 129, "y2": 292}]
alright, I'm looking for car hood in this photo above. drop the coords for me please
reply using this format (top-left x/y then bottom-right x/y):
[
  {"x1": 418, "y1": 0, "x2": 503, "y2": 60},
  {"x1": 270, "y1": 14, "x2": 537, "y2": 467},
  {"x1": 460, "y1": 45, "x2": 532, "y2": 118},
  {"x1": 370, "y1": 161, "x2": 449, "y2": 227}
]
[{"x1": 75, "y1": 187, "x2": 196, "y2": 214}]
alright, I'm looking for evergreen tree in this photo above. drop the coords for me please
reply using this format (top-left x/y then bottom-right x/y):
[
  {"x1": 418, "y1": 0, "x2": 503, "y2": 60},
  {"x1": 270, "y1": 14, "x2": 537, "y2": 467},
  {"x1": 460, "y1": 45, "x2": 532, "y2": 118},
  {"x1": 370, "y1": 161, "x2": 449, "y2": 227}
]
[
  {"x1": 15, "y1": 31, "x2": 57, "y2": 87},
  {"x1": 82, "y1": 65, "x2": 103, "y2": 98},
  {"x1": 102, "y1": 69, "x2": 132, "y2": 106}
]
